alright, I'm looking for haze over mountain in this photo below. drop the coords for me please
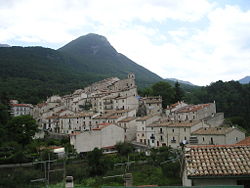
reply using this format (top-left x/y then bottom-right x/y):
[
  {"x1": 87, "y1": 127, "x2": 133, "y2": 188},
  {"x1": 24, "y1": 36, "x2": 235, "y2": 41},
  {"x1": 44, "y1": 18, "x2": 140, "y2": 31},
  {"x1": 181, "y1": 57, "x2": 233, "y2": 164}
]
[
  {"x1": 165, "y1": 78, "x2": 195, "y2": 86},
  {"x1": 0, "y1": 44, "x2": 11, "y2": 47},
  {"x1": 239, "y1": 76, "x2": 250, "y2": 84}
]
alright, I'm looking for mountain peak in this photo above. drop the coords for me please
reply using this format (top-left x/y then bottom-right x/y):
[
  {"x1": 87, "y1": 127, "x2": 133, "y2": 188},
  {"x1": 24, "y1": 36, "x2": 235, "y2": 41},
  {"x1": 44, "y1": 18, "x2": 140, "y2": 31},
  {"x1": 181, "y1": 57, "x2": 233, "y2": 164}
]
[
  {"x1": 239, "y1": 76, "x2": 250, "y2": 84},
  {"x1": 59, "y1": 33, "x2": 117, "y2": 57}
]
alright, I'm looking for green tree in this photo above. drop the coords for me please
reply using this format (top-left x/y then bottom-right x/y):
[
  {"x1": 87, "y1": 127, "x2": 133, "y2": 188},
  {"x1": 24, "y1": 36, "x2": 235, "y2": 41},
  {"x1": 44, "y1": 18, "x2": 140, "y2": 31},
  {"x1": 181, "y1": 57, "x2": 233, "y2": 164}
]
[
  {"x1": 151, "y1": 81, "x2": 175, "y2": 108},
  {"x1": 115, "y1": 142, "x2": 134, "y2": 156},
  {"x1": 87, "y1": 148, "x2": 108, "y2": 176},
  {"x1": 174, "y1": 81, "x2": 184, "y2": 102},
  {"x1": 6, "y1": 115, "x2": 38, "y2": 147}
]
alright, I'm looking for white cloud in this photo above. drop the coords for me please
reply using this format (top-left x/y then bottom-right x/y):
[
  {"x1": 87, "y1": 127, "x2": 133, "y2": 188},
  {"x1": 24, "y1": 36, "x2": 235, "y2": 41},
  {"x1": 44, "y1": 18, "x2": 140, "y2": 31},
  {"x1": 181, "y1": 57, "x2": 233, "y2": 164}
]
[{"x1": 0, "y1": 0, "x2": 249, "y2": 85}]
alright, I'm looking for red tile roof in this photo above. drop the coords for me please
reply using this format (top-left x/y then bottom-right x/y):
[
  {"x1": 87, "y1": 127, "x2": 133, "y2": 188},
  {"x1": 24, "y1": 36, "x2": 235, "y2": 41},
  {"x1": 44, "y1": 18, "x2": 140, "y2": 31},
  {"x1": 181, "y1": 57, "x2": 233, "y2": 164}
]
[
  {"x1": 118, "y1": 117, "x2": 136, "y2": 123},
  {"x1": 192, "y1": 127, "x2": 235, "y2": 135},
  {"x1": 177, "y1": 103, "x2": 211, "y2": 113},
  {"x1": 11, "y1": 103, "x2": 31, "y2": 107},
  {"x1": 148, "y1": 120, "x2": 200, "y2": 127},
  {"x1": 185, "y1": 144, "x2": 250, "y2": 177},
  {"x1": 236, "y1": 137, "x2": 250, "y2": 145},
  {"x1": 92, "y1": 123, "x2": 112, "y2": 130}
]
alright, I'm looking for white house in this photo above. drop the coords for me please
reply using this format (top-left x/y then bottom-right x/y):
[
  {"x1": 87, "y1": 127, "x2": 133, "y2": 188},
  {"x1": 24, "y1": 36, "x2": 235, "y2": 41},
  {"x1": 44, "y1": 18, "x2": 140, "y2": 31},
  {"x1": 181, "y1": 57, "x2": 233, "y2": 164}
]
[
  {"x1": 117, "y1": 117, "x2": 137, "y2": 141},
  {"x1": 11, "y1": 103, "x2": 33, "y2": 117},
  {"x1": 191, "y1": 126, "x2": 245, "y2": 145},
  {"x1": 70, "y1": 123, "x2": 124, "y2": 153}
]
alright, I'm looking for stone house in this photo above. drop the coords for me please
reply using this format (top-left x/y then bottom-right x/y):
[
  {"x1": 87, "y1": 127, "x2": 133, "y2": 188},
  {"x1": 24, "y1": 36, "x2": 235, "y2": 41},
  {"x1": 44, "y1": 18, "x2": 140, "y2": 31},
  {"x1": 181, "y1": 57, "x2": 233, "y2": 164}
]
[
  {"x1": 70, "y1": 123, "x2": 124, "y2": 153},
  {"x1": 175, "y1": 103, "x2": 216, "y2": 122},
  {"x1": 59, "y1": 112, "x2": 94, "y2": 134},
  {"x1": 191, "y1": 127, "x2": 245, "y2": 145},
  {"x1": 140, "y1": 96, "x2": 162, "y2": 115},
  {"x1": 165, "y1": 101, "x2": 188, "y2": 118},
  {"x1": 146, "y1": 120, "x2": 206, "y2": 148},
  {"x1": 117, "y1": 117, "x2": 137, "y2": 141},
  {"x1": 182, "y1": 145, "x2": 250, "y2": 187},
  {"x1": 11, "y1": 103, "x2": 33, "y2": 117},
  {"x1": 136, "y1": 115, "x2": 161, "y2": 145}
]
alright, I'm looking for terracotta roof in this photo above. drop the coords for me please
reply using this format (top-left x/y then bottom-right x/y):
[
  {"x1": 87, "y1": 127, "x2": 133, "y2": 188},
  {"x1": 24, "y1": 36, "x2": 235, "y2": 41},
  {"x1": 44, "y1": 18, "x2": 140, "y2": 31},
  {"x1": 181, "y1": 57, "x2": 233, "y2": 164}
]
[
  {"x1": 12, "y1": 103, "x2": 32, "y2": 107},
  {"x1": 147, "y1": 120, "x2": 200, "y2": 127},
  {"x1": 36, "y1": 103, "x2": 45, "y2": 108},
  {"x1": 92, "y1": 123, "x2": 112, "y2": 130},
  {"x1": 192, "y1": 127, "x2": 235, "y2": 135},
  {"x1": 177, "y1": 103, "x2": 211, "y2": 113},
  {"x1": 166, "y1": 101, "x2": 186, "y2": 110},
  {"x1": 136, "y1": 115, "x2": 156, "y2": 121},
  {"x1": 116, "y1": 96, "x2": 127, "y2": 100},
  {"x1": 118, "y1": 117, "x2": 136, "y2": 123},
  {"x1": 237, "y1": 137, "x2": 250, "y2": 145},
  {"x1": 107, "y1": 115, "x2": 121, "y2": 119},
  {"x1": 46, "y1": 115, "x2": 59, "y2": 119},
  {"x1": 185, "y1": 145, "x2": 250, "y2": 177}
]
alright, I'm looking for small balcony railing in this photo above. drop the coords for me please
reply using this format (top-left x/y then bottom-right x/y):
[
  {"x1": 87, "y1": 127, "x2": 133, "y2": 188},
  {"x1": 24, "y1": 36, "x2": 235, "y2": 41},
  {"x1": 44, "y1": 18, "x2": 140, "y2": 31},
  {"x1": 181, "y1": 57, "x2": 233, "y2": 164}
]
[{"x1": 171, "y1": 140, "x2": 176, "y2": 143}]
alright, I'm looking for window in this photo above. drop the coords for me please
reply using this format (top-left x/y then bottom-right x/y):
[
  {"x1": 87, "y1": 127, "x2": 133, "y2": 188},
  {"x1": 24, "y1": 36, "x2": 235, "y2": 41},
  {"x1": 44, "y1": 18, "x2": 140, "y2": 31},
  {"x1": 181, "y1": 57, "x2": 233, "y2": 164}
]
[
  {"x1": 210, "y1": 137, "x2": 214, "y2": 144},
  {"x1": 203, "y1": 137, "x2": 205, "y2": 142},
  {"x1": 160, "y1": 128, "x2": 163, "y2": 133},
  {"x1": 184, "y1": 128, "x2": 186, "y2": 132},
  {"x1": 172, "y1": 129, "x2": 174, "y2": 133}
]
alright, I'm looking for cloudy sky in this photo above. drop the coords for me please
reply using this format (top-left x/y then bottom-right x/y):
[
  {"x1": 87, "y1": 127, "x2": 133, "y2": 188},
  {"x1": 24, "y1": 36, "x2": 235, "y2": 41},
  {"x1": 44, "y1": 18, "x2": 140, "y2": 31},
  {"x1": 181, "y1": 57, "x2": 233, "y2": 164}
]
[{"x1": 0, "y1": 0, "x2": 249, "y2": 86}]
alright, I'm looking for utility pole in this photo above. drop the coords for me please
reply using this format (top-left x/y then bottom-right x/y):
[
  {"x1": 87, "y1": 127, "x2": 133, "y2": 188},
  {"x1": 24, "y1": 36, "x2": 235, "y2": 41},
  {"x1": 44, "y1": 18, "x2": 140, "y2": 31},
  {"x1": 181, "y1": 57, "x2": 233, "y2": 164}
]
[{"x1": 48, "y1": 153, "x2": 50, "y2": 186}]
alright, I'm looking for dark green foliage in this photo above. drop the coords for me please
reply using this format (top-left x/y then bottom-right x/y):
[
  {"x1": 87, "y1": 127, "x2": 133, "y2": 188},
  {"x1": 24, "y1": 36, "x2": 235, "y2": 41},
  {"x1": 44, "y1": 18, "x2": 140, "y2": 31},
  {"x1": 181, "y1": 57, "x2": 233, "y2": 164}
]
[
  {"x1": 0, "y1": 47, "x2": 105, "y2": 104},
  {"x1": 162, "y1": 161, "x2": 180, "y2": 177},
  {"x1": 174, "y1": 81, "x2": 184, "y2": 102},
  {"x1": 115, "y1": 142, "x2": 134, "y2": 156},
  {"x1": 151, "y1": 81, "x2": 175, "y2": 108},
  {"x1": 86, "y1": 148, "x2": 109, "y2": 176},
  {"x1": 6, "y1": 115, "x2": 38, "y2": 147}
]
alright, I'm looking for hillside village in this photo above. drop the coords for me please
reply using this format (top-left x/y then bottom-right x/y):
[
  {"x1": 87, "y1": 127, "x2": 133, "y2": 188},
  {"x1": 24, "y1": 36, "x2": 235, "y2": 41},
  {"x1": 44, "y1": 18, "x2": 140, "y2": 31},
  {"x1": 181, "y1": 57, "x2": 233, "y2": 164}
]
[
  {"x1": 11, "y1": 73, "x2": 246, "y2": 152},
  {"x1": 8, "y1": 73, "x2": 250, "y2": 187}
]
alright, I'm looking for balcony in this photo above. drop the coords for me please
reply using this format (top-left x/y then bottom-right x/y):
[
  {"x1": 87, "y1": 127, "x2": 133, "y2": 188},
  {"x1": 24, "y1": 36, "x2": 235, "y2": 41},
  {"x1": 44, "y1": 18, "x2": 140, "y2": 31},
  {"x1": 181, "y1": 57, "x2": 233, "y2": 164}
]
[
  {"x1": 189, "y1": 136, "x2": 198, "y2": 144},
  {"x1": 104, "y1": 101, "x2": 113, "y2": 105},
  {"x1": 104, "y1": 106, "x2": 113, "y2": 110},
  {"x1": 171, "y1": 140, "x2": 176, "y2": 143}
]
